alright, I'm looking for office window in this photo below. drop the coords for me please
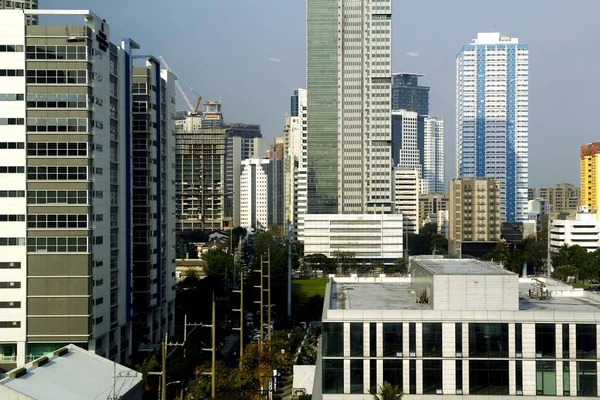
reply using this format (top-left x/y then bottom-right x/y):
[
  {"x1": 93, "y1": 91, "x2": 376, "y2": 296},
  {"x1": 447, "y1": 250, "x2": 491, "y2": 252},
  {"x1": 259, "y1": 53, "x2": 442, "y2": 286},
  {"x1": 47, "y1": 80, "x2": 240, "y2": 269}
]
[
  {"x1": 0, "y1": 45, "x2": 24, "y2": 52},
  {"x1": 350, "y1": 323, "x2": 363, "y2": 357},
  {"x1": 408, "y1": 322, "x2": 416, "y2": 356},
  {"x1": 423, "y1": 360, "x2": 442, "y2": 394},
  {"x1": 536, "y1": 361, "x2": 556, "y2": 395},
  {"x1": 0, "y1": 321, "x2": 21, "y2": 328},
  {"x1": 383, "y1": 360, "x2": 402, "y2": 389},
  {"x1": 0, "y1": 215, "x2": 24, "y2": 222},
  {"x1": 562, "y1": 324, "x2": 569, "y2": 358},
  {"x1": 370, "y1": 323, "x2": 377, "y2": 357},
  {"x1": 26, "y1": 237, "x2": 88, "y2": 253},
  {"x1": 0, "y1": 190, "x2": 24, "y2": 198},
  {"x1": 370, "y1": 359, "x2": 377, "y2": 393},
  {"x1": 27, "y1": 214, "x2": 87, "y2": 229},
  {"x1": 0, "y1": 166, "x2": 24, "y2": 173},
  {"x1": 469, "y1": 323, "x2": 508, "y2": 358},
  {"x1": 535, "y1": 324, "x2": 556, "y2": 358},
  {"x1": 456, "y1": 360, "x2": 463, "y2": 393},
  {"x1": 515, "y1": 323, "x2": 522, "y2": 356},
  {"x1": 0, "y1": 262, "x2": 20, "y2": 268},
  {"x1": 25, "y1": 69, "x2": 87, "y2": 85},
  {"x1": 322, "y1": 323, "x2": 343, "y2": 357},
  {"x1": 455, "y1": 323, "x2": 462, "y2": 355},
  {"x1": 0, "y1": 238, "x2": 25, "y2": 246},
  {"x1": 0, "y1": 94, "x2": 24, "y2": 101},
  {"x1": 0, "y1": 142, "x2": 24, "y2": 149},
  {"x1": 0, "y1": 282, "x2": 21, "y2": 288},
  {"x1": 350, "y1": 359, "x2": 363, "y2": 394},
  {"x1": 26, "y1": 117, "x2": 88, "y2": 132},
  {"x1": 322, "y1": 359, "x2": 343, "y2": 394},
  {"x1": 576, "y1": 325, "x2": 596, "y2": 359},
  {"x1": 27, "y1": 166, "x2": 87, "y2": 181},
  {"x1": 0, "y1": 301, "x2": 20, "y2": 308},
  {"x1": 577, "y1": 362, "x2": 597, "y2": 397},
  {"x1": 422, "y1": 323, "x2": 442, "y2": 357},
  {"x1": 27, "y1": 190, "x2": 87, "y2": 205},
  {"x1": 26, "y1": 93, "x2": 87, "y2": 108},
  {"x1": 27, "y1": 142, "x2": 87, "y2": 157},
  {"x1": 383, "y1": 323, "x2": 402, "y2": 356},
  {"x1": 469, "y1": 360, "x2": 509, "y2": 395},
  {"x1": 409, "y1": 359, "x2": 416, "y2": 394},
  {"x1": 515, "y1": 360, "x2": 523, "y2": 394},
  {"x1": 563, "y1": 362, "x2": 570, "y2": 396},
  {"x1": 0, "y1": 70, "x2": 24, "y2": 77}
]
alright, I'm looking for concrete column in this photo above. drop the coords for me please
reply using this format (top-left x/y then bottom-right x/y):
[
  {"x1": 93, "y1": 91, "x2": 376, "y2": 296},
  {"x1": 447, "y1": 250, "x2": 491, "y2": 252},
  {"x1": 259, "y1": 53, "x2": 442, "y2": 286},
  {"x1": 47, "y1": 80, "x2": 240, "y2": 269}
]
[
  {"x1": 343, "y1": 359, "x2": 350, "y2": 394},
  {"x1": 363, "y1": 322, "x2": 369, "y2": 358},
  {"x1": 522, "y1": 323, "x2": 535, "y2": 359},
  {"x1": 462, "y1": 322, "x2": 469, "y2": 357},
  {"x1": 556, "y1": 360, "x2": 563, "y2": 396},
  {"x1": 376, "y1": 322, "x2": 383, "y2": 358},
  {"x1": 556, "y1": 323, "x2": 562, "y2": 359},
  {"x1": 442, "y1": 322, "x2": 454, "y2": 358},
  {"x1": 522, "y1": 360, "x2": 536, "y2": 396},
  {"x1": 16, "y1": 341, "x2": 25, "y2": 366},
  {"x1": 415, "y1": 323, "x2": 422, "y2": 358},
  {"x1": 463, "y1": 359, "x2": 469, "y2": 395},
  {"x1": 402, "y1": 322, "x2": 409, "y2": 357},
  {"x1": 569, "y1": 324, "x2": 576, "y2": 359},
  {"x1": 442, "y1": 359, "x2": 455, "y2": 395},
  {"x1": 415, "y1": 359, "x2": 423, "y2": 394},
  {"x1": 403, "y1": 359, "x2": 410, "y2": 394},
  {"x1": 509, "y1": 323, "x2": 516, "y2": 357},
  {"x1": 363, "y1": 359, "x2": 370, "y2": 394},
  {"x1": 343, "y1": 322, "x2": 350, "y2": 358},
  {"x1": 570, "y1": 361, "x2": 576, "y2": 396},
  {"x1": 509, "y1": 360, "x2": 515, "y2": 395},
  {"x1": 377, "y1": 359, "x2": 383, "y2": 388}
]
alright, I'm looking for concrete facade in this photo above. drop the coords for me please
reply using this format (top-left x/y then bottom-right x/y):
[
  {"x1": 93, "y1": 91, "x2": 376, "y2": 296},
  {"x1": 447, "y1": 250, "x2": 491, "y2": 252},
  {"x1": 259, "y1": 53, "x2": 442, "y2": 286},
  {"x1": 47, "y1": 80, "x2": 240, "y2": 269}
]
[
  {"x1": 550, "y1": 208, "x2": 600, "y2": 253},
  {"x1": 240, "y1": 158, "x2": 269, "y2": 232},
  {"x1": 394, "y1": 168, "x2": 419, "y2": 234}
]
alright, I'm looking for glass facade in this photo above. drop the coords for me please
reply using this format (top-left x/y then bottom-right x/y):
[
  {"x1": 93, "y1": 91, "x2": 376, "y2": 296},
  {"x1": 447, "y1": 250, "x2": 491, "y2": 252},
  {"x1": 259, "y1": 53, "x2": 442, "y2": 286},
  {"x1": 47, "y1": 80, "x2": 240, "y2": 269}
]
[
  {"x1": 422, "y1": 322, "x2": 442, "y2": 357},
  {"x1": 322, "y1": 322, "x2": 343, "y2": 357},
  {"x1": 536, "y1": 361, "x2": 556, "y2": 395},
  {"x1": 383, "y1": 359, "x2": 402, "y2": 389},
  {"x1": 423, "y1": 360, "x2": 442, "y2": 394},
  {"x1": 323, "y1": 359, "x2": 343, "y2": 394},
  {"x1": 469, "y1": 323, "x2": 509, "y2": 358},
  {"x1": 576, "y1": 324, "x2": 597, "y2": 359},
  {"x1": 535, "y1": 323, "x2": 555, "y2": 358},
  {"x1": 391, "y1": 73, "x2": 430, "y2": 114},
  {"x1": 350, "y1": 322, "x2": 363, "y2": 357},
  {"x1": 383, "y1": 322, "x2": 402, "y2": 356},
  {"x1": 577, "y1": 361, "x2": 597, "y2": 397},
  {"x1": 470, "y1": 360, "x2": 510, "y2": 395}
]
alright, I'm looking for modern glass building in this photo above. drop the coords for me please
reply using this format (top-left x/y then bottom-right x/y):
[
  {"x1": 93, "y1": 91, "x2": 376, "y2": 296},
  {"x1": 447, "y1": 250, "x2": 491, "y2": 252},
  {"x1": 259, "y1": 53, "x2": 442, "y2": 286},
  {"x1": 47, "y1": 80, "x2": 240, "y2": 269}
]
[
  {"x1": 391, "y1": 73, "x2": 429, "y2": 115},
  {"x1": 456, "y1": 32, "x2": 529, "y2": 222},
  {"x1": 307, "y1": 0, "x2": 393, "y2": 214}
]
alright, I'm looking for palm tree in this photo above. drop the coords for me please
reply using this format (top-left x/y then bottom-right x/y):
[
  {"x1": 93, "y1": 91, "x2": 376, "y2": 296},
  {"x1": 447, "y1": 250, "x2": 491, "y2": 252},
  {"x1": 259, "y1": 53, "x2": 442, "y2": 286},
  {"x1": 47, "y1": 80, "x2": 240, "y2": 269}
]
[{"x1": 369, "y1": 381, "x2": 404, "y2": 400}]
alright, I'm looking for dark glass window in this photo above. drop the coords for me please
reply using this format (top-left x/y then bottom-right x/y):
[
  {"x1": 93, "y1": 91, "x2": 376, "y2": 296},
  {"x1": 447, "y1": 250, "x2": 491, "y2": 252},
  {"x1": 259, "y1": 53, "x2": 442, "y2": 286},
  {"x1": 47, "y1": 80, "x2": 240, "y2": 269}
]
[
  {"x1": 536, "y1": 361, "x2": 556, "y2": 395},
  {"x1": 535, "y1": 324, "x2": 556, "y2": 358},
  {"x1": 383, "y1": 360, "x2": 402, "y2": 389},
  {"x1": 422, "y1": 323, "x2": 442, "y2": 357},
  {"x1": 422, "y1": 360, "x2": 442, "y2": 394},
  {"x1": 370, "y1": 323, "x2": 377, "y2": 357},
  {"x1": 455, "y1": 323, "x2": 462, "y2": 355},
  {"x1": 515, "y1": 323, "x2": 522, "y2": 356},
  {"x1": 469, "y1": 360, "x2": 509, "y2": 395},
  {"x1": 516, "y1": 360, "x2": 523, "y2": 393},
  {"x1": 383, "y1": 323, "x2": 402, "y2": 357},
  {"x1": 323, "y1": 323, "x2": 343, "y2": 357},
  {"x1": 409, "y1": 323, "x2": 416, "y2": 356},
  {"x1": 350, "y1": 359, "x2": 363, "y2": 394},
  {"x1": 469, "y1": 323, "x2": 508, "y2": 358},
  {"x1": 562, "y1": 324, "x2": 569, "y2": 358},
  {"x1": 350, "y1": 323, "x2": 363, "y2": 357},
  {"x1": 409, "y1": 360, "x2": 416, "y2": 394},
  {"x1": 456, "y1": 360, "x2": 463, "y2": 393},
  {"x1": 576, "y1": 324, "x2": 596, "y2": 359},
  {"x1": 577, "y1": 361, "x2": 597, "y2": 397},
  {"x1": 563, "y1": 362, "x2": 570, "y2": 396},
  {"x1": 322, "y1": 359, "x2": 343, "y2": 394},
  {"x1": 370, "y1": 359, "x2": 377, "y2": 393}
]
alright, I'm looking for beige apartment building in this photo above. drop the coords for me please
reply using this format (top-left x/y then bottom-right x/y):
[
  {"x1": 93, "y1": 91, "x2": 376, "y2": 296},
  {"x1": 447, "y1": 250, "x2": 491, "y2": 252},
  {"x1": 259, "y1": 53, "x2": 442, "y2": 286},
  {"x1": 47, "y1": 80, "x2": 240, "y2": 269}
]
[
  {"x1": 418, "y1": 193, "x2": 448, "y2": 228},
  {"x1": 530, "y1": 183, "x2": 579, "y2": 217},
  {"x1": 449, "y1": 178, "x2": 502, "y2": 256}
]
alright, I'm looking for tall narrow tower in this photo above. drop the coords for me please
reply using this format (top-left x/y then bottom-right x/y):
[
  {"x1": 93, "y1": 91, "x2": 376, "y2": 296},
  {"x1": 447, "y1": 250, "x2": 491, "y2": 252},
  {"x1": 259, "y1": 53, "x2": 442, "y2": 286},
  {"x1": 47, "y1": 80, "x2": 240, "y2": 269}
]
[
  {"x1": 456, "y1": 33, "x2": 529, "y2": 222},
  {"x1": 307, "y1": 0, "x2": 393, "y2": 214}
]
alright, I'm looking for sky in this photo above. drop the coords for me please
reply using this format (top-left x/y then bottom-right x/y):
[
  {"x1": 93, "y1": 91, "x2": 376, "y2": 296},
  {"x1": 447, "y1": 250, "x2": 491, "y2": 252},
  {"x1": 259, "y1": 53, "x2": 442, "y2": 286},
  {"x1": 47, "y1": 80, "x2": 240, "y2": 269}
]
[{"x1": 45, "y1": 0, "x2": 600, "y2": 188}]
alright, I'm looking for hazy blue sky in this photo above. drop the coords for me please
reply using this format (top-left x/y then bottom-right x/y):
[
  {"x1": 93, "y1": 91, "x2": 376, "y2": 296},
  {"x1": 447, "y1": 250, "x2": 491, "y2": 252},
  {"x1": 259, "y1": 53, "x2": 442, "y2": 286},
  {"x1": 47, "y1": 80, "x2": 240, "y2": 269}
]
[{"x1": 47, "y1": 0, "x2": 600, "y2": 187}]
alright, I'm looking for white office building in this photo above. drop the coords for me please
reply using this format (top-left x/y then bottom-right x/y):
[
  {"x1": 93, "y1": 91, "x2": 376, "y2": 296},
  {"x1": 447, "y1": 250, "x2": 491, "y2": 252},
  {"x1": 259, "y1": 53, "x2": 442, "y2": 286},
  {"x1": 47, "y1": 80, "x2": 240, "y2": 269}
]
[
  {"x1": 303, "y1": 214, "x2": 403, "y2": 265},
  {"x1": 550, "y1": 207, "x2": 600, "y2": 253},
  {"x1": 394, "y1": 168, "x2": 420, "y2": 234},
  {"x1": 240, "y1": 158, "x2": 270, "y2": 231},
  {"x1": 313, "y1": 256, "x2": 600, "y2": 399},
  {"x1": 392, "y1": 110, "x2": 420, "y2": 175},
  {"x1": 456, "y1": 32, "x2": 529, "y2": 222},
  {"x1": 423, "y1": 116, "x2": 445, "y2": 194}
]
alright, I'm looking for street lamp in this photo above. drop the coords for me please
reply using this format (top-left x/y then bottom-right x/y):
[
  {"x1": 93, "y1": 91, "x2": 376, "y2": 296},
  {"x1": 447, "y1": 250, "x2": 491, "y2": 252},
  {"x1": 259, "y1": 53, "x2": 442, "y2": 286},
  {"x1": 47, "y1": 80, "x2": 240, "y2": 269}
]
[{"x1": 166, "y1": 380, "x2": 183, "y2": 400}]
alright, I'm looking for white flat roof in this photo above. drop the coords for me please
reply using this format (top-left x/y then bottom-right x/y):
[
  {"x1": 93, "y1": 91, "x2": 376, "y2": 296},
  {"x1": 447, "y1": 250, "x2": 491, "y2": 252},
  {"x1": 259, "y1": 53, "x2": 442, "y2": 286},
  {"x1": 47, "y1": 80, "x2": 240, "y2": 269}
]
[{"x1": 414, "y1": 258, "x2": 515, "y2": 276}]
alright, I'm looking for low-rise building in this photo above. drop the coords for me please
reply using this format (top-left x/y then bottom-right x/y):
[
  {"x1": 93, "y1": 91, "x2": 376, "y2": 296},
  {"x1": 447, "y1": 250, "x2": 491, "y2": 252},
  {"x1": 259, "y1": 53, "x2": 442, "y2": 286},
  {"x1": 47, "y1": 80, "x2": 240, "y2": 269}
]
[
  {"x1": 550, "y1": 206, "x2": 600, "y2": 252},
  {"x1": 313, "y1": 256, "x2": 600, "y2": 399}
]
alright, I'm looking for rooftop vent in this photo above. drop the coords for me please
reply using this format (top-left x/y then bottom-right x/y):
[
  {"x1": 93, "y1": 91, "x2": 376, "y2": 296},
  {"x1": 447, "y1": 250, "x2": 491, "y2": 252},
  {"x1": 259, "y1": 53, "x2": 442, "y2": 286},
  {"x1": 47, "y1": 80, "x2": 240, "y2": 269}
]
[
  {"x1": 9, "y1": 367, "x2": 27, "y2": 379},
  {"x1": 53, "y1": 347, "x2": 69, "y2": 357}
]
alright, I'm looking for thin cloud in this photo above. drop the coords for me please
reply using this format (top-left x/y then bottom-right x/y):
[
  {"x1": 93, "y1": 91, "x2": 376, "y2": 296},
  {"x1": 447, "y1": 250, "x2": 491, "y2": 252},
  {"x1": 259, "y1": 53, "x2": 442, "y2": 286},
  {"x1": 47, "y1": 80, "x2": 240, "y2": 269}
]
[
  {"x1": 268, "y1": 57, "x2": 283, "y2": 63},
  {"x1": 406, "y1": 52, "x2": 420, "y2": 57}
]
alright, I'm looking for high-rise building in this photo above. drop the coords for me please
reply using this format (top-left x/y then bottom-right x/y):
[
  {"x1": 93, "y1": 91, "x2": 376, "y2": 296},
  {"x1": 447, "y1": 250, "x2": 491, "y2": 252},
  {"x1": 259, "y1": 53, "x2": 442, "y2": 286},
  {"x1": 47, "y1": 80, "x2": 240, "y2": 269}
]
[
  {"x1": 580, "y1": 142, "x2": 600, "y2": 217},
  {"x1": 223, "y1": 123, "x2": 262, "y2": 227},
  {"x1": 175, "y1": 116, "x2": 226, "y2": 231},
  {"x1": 531, "y1": 183, "x2": 580, "y2": 216},
  {"x1": 456, "y1": 32, "x2": 529, "y2": 222},
  {"x1": 423, "y1": 116, "x2": 445, "y2": 194},
  {"x1": 391, "y1": 72, "x2": 429, "y2": 114},
  {"x1": 391, "y1": 110, "x2": 420, "y2": 172},
  {"x1": 394, "y1": 168, "x2": 420, "y2": 234},
  {"x1": 0, "y1": 9, "x2": 180, "y2": 368},
  {"x1": 449, "y1": 178, "x2": 502, "y2": 256},
  {"x1": 307, "y1": 0, "x2": 393, "y2": 215},
  {"x1": 239, "y1": 158, "x2": 270, "y2": 231},
  {"x1": 268, "y1": 138, "x2": 285, "y2": 230},
  {"x1": 284, "y1": 89, "x2": 308, "y2": 240},
  {"x1": 131, "y1": 62, "x2": 176, "y2": 354},
  {"x1": 0, "y1": 0, "x2": 37, "y2": 24},
  {"x1": 201, "y1": 100, "x2": 223, "y2": 129}
]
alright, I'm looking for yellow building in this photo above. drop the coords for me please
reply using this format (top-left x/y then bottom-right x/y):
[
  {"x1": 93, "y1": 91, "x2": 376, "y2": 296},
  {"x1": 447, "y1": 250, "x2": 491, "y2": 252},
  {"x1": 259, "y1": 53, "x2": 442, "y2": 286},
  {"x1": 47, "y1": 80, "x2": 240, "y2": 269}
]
[{"x1": 580, "y1": 142, "x2": 600, "y2": 216}]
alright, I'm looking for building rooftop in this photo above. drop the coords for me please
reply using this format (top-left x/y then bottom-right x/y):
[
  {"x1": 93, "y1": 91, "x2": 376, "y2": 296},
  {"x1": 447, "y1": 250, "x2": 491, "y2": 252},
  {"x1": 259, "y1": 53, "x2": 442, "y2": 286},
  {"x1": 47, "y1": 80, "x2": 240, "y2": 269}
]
[
  {"x1": 414, "y1": 258, "x2": 514, "y2": 276},
  {"x1": 0, "y1": 345, "x2": 142, "y2": 400}
]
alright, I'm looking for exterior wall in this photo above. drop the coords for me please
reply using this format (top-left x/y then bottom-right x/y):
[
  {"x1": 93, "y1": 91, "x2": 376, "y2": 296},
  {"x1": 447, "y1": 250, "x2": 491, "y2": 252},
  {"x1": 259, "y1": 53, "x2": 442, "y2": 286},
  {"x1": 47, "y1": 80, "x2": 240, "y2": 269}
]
[
  {"x1": 580, "y1": 143, "x2": 600, "y2": 219},
  {"x1": 391, "y1": 110, "x2": 420, "y2": 175},
  {"x1": 0, "y1": 0, "x2": 37, "y2": 24},
  {"x1": 239, "y1": 158, "x2": 269, "y2": 231},
  {"x1": 456, "y1": 33, "x2": 529, "y2": 222},
  {"x1": 423, "y1": 116, "x2": 445, "y2": 194},
  {"x1": 391, "y1": 73, "x2": 429, "y2": 114},
  {"x1": 394, "y1": 168, "x2": 420, "y2": 234},
  {"x1": 419, "y1": 193, "x2": 448, "y2": 228},
  {"x1": 550, "y1": 212, "x2": 600, "y2": 252},
  {"x1": 303, "y1": 214, "x2": 403, "y2": 263},
  {"x1": 532, "y1": 184, "x2": 579, "y2": 216}
]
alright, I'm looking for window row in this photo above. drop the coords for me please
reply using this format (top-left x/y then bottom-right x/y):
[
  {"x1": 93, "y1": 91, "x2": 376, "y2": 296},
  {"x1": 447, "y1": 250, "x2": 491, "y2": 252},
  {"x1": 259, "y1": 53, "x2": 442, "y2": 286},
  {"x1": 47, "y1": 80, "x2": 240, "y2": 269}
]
[
  {"x1": 26, "y1": 118, "x2": 88, "y2": 132},
  {"x1": 0, "y1": 282, "x2": 21, "y2": 288},
  {"x1": 0, "y1": 301, "x2": 21, "y2": 308},
  {"x1": 25, "y1": 45, "x2": 87, "y2": 60},
  {"x1": 0, "y1": 166, "x2": 24, "y2": 173},
  {"x1": 26, "y1": 69, "x2": 87, "y2": 85},
  {"x1": 27, "y1": 237, "x2": 88, "y2": 253},
  {"x1": 0, "y1": 321, "x2": 21, "y2": 328},
  {"x1": 0, "y1": 262, "x2": 20, "y2": 268},
  {"x1": 0, "y1": 238, "x2": 25, "y2": 246},
  {"x1": 0, "y1": 94, "x2": 24, "y2": 101},
  {"x1": 0, "y1": 69, "x2": 24, "y2": 77},
  {"x1": 27, "y1": 190, "x2": 87, "y2": 205},
  {"x1": 0, "y1": 190, "x2": 24, "y2": 198},
  {"x1": 27, "y1": 142, "x2": 88, "y2": 157},
  {"x1": 0, "y1": 45, "x2": 23, "y2": 52},
  {"x1": 0, "y1": 118, "x2": 24, "y2": 125},
  {"x1": 27, "y1": 214, "x2": 87, "y2": 229},
  {"x1": 0, "y1": 215, "x2": 24, "y2": 222},
  {"x1": 27, "y1": 166, "x2": 87, "y2": 181},
  {"x1": 323, "y1": 322, "x2": 598, "y2": 359},
  {"x1": 0, "y1": 142, "x2": 24, "y2": 149}
]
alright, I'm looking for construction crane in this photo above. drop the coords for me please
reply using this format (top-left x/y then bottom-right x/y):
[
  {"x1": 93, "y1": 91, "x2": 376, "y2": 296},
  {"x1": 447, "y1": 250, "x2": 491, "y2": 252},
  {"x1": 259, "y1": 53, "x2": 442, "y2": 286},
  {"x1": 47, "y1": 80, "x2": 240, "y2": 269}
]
[{"x1": 158, "y1": 56, "x2": 203, "y2": 115}]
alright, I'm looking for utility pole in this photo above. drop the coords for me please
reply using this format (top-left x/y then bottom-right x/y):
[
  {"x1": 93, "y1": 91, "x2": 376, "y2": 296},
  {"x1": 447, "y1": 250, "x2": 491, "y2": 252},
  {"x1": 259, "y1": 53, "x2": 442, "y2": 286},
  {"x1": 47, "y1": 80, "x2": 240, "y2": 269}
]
[
  {"x1": 254, "y1": 254, "x2": 265, "y2": 346},
  {"x1": 267, "y1": 247, "x2": 272, "y2": 344},
  {"x1": 233, "y1": 271, "x2": 244, "y2": 360},
  {"x1": 161, "y1": 333, "x2": 167, "y2": 400},
  {"x1": 287, "y1": 221, "x2": 292, "y2": 318},
  {"x1": 200, "y1": 298, "x2": 216, "y2": 399}
]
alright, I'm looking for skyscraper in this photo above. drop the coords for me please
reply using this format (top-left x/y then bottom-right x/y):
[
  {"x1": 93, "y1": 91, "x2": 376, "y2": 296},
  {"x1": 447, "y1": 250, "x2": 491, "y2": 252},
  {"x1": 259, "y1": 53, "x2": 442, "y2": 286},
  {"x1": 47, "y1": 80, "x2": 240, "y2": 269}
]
[
  {"x1": 423, "y1": 116, "x2": 445, "y2": 194},
  {"x1": 580, "y1": 142, "x2": 600, "y2": 217},
  {"x1": 391, "y1": 72, "x2": 429, "y2": 114},
  {"x1": 240, "y1": 158, "x2": 270, "y2": 231},
  {"x1": 0, "y1": 0, "x2": 37, "y2": 24},
  {"x1": 456, "y1": 32, "x2": 529, "y2": 222},
  {"x1": 307, "y1": 0, "x2": 393, "y2": 214}
]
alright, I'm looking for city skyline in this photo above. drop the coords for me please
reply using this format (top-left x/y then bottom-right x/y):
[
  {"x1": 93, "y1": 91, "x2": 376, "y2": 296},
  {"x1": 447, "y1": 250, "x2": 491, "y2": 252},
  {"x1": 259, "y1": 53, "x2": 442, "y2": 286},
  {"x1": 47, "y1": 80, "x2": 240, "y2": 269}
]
[{"x1": 46, "y1": 0, "x2": 600, "y2": 188}]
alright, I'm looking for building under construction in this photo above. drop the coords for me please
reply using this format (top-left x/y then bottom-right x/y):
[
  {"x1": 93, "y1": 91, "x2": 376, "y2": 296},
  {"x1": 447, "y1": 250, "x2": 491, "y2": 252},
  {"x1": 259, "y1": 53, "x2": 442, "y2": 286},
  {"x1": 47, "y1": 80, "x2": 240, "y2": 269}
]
[{"x1": 175, "y1": 114, "x2": 227, "y2": 231}]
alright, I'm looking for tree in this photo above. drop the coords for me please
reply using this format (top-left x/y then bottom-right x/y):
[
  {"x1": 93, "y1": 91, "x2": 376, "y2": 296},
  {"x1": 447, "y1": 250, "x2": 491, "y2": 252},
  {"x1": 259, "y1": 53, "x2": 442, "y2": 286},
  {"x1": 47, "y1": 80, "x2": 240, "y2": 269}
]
[
  {"x1": 303, "y1": 253, "x2": 335, "y2": 274},
  {"x1": 202, "y1": 248, "x2": 233, "y2": 277},
  {"x1": 331, "y1": 251, "x2": 357, "y2": 274},
  {"x1": 369, "y1": 381, "x2": 404, "y2": 400},
  {"x1": 388, "y1": 258, "x2": 407, "y2": 275}
]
